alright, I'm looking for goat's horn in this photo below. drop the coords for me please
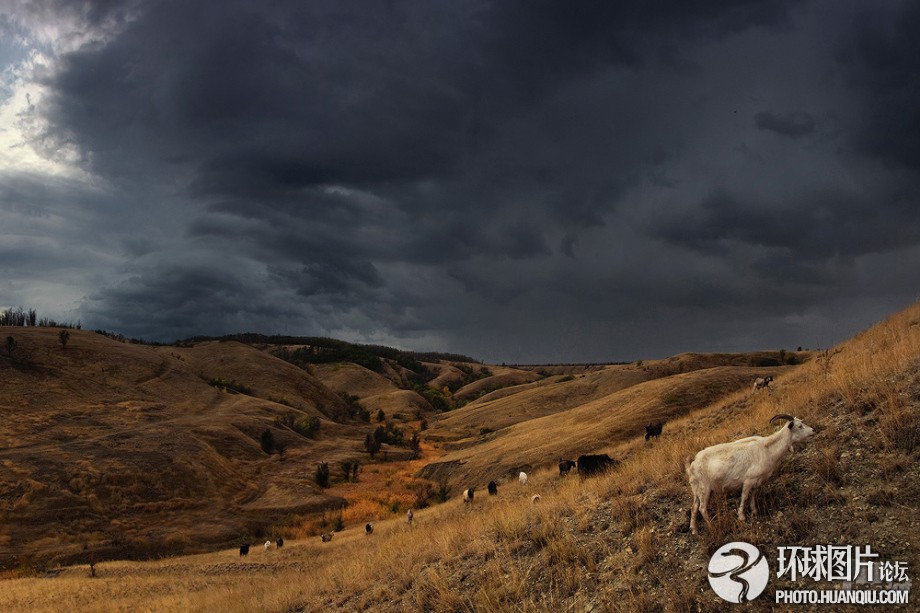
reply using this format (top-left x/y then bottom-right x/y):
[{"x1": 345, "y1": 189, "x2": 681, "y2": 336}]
[{"x1": 770, "y1": 414, "x2": 795, "y2": 424}]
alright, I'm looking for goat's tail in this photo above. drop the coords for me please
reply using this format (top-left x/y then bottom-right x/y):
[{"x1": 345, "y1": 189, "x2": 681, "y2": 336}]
[{"x1": 683, "y1": 455, "x2": 695, "y2": 477}]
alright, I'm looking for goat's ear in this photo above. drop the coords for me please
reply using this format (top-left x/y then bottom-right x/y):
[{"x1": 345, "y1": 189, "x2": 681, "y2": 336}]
[{"x1": 788, "y1": 420, "x2": 794, "y2": 429}]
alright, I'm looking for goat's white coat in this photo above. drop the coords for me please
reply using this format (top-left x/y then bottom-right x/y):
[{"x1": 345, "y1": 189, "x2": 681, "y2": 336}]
[
  {"x1": 686, "y1": 416, "x2": 815, "y2": 534},
  {"x1": 518, "y1": 471, "x2": 528, "y2": 485}
]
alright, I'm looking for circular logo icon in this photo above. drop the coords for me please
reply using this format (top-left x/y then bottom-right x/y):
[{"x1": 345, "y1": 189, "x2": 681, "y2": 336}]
[{"x1": 708, "y1": 541, "x2": 769, "y2": 603}]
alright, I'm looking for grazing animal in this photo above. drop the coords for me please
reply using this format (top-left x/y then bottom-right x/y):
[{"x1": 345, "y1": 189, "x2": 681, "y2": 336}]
[
  {"x1": 752, "y1": 376, "x2": 774, "y2": 391},
  {"x1": 487, "y1": 481, "x2": 498, "y2": 495},
  {"x1": 531, "y1": 494, "x2": 542, "y2": 503},
  {"x1": 518, "y1": 471, "x2": 528, "y2": 485},
  {"x1": 365, "y1": 523, "x2": 373, "y2": 535},
  {"x1": 645, "y1": 422, "x2": 664, "y2": 441},
  {"x1": 239, "y1": 544, "x2": 250, "y2": 557},
  {"x1": 576, "y1": 454, "x2": 617, "y2": 478},
  {"x1": 406, "y1": 509, "x2": 414, "y2": 524},
  {"x1": 321, "y1": 533, "x2": 333, "y2": 542},
  {"x1": 462, "y1": 487, "x2": 474, "y2": 504},
  {"x1": 558, "y1": 459, "x2": 576, "y2": 476},
  {"x1": 264, "y1": 540, "x2": 272, "y2": 551},
  {"x1": 686, "y1": 414, "x2": 815, "y2": 535},
  {"x1": 276, "y1": 537, "x2": 284, "y2": 548}
]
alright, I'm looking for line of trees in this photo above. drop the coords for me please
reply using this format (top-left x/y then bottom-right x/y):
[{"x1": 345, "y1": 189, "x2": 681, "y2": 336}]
[
  {"x1": 0, "y1": 306, "x2": 81, "y2": 329},
  {"x1": 364, "y1": 422, "x2": 422, "y2": 459}
]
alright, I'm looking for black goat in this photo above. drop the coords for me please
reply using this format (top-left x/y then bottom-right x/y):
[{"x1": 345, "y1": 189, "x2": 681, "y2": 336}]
[
  {"x1": 576, "y1": 454, "x2": 617, "y2": 478},
  {"x1": 645, "y1": 422, "x2": 664, "y2": 441}
]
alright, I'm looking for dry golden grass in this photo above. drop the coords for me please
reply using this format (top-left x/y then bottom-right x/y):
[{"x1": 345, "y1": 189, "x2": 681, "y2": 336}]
[
  {"x1": 2, "y1": 302, "x2": 919, "y2": 611},
  {"x1": 423, "y1": 364, "x2": 789, "y2": 493},
  {"x1": 0, "y1": 328, "x2": 424, "y2": 570}
]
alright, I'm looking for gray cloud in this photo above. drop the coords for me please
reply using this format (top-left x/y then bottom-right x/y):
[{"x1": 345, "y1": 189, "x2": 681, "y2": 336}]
[
  {"x1": 754, "y1": 110, "x2": 816, "y2": 138},
  {"x1": 837, "y1": 2, "x2": 920, "y2": 170},
  {"x1": 2, "y1": 0, "x2": 919, "y2": 361}
]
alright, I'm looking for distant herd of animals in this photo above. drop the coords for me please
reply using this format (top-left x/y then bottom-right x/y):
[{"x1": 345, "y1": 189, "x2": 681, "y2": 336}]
[{"x1": 237, "y1": 374, "x2": 801, "y2": 554}]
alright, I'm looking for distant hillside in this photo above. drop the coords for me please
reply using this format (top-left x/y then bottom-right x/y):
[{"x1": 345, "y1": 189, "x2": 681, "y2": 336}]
[
  {"x1": 182, "y1": 333, "x2": 479, "y2": 371},
  {"x1": 420, "y1": 365, "x2": 788, "y2": 489},
  {"x1": 425, "y1": 352, "x2": 808, "y2": 445},
  {"x1": 0, "y1": 329, "x2": 376, "y2": 569}
]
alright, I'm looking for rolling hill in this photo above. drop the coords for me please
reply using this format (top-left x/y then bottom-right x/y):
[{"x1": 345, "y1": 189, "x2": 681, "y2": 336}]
[
  {"x1": 0, "y1": 329, "x2": 365, "y2": 569},
  {"x1": 1, "y1": 303, "x2": 917, "y2": 612}
]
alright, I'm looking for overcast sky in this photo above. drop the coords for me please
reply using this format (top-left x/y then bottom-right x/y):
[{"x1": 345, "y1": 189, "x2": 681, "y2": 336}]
[{"x1": 1, "y1": 0, "x2": 918, "y2": 363}]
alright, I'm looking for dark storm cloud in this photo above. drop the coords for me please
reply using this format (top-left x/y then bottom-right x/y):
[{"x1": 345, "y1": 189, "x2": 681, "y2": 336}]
[
  {"x1": 754, "y1": 110, "x2": 816, "y2": 138},
  {"x1": 651, "y1": 187, "x2": 920, "y2": 261},
  {"x1": 7, "y1": 0, "x2": 920, "y2": 361},
  {"x1": 39, "y1": 0, "x2": 806, "y2": 197},
  {"x1": 83, "y1": 263, "x2": 268, "y2": 339},
  {"x1": 837, "y1": 2, "x2": 920, "y2": 170}
]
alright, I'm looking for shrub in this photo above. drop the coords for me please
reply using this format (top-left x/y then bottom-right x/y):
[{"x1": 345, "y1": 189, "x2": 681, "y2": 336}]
[
  {"x1": 340, "y1": 461, "x2": 360, "y2": 482},
  {"x1": 276, "y1": 410, "x2": 320, "y2": 437},
  {"x1": 364, "y1": 432, "x2": 382, "y2": 458},
  {"x1": 413, "y1": 384, "x2": 452, "y2": 412},
  {"x1": 207, "y1": 377, "x2": 253, "y2": 395},
  {"x1": 295, "y1": 415, "x2": 321, "y2": 438},
  {"x1": 338, "y1": 392, "x2": 370, "y2": 421},
  {"x1": 435, "y1": 478, "x2": 450, "y2": 503},
  {"x1": 414, "y1": 481, "x2": 434, "y2": 508},
  {"x1": 315, "y1": 462, "x2": 330, "y2": 488},
  {"x1": 260, "y1": 429, "x2": 275, "y2": 454}
]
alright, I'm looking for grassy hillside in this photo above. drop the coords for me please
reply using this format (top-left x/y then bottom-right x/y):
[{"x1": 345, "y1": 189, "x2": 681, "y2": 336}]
[
  {"x1": 0, "y1": 304, "x2": 916, "y2": 611},
  {"x1": 426, "y1": 353, "x2": 802, "y2": 445},
  {"x1": 0, "y1": 329, "x2": 367, "y2": 569},
  {"x1": 420, "y1": 365, "x2": 790, "y2": 491}
]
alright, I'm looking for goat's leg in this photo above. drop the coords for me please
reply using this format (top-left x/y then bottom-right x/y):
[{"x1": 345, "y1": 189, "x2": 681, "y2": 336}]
[
  {"x1": 738, "y1": 482, "x2": 753, "y2": 522},
  {"x1": 699, "y1": 489, "x2": 712, "y2": 528},
  {"x1": 690, "y1": 492, "x2": 700, "y2": 534}
]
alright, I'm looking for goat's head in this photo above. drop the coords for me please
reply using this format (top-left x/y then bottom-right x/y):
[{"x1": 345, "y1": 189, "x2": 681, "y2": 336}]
[{"x1": 770, "y1": 414, "x2": 815, "y2": 443}]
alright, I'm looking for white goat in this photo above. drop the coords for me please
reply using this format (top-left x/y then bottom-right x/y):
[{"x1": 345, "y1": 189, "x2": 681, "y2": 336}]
[
  {"x1": 686, "y1": 414, "x2": 815, "y2": 534},
  {"x1": 406, "y1": 508, "x2": 414, "y2": 524},
  {"x1": 752, "y1": 376, "x2": 774, "y2": 391},
  {"x1": 264, "y1": 540, "x2": 272, "y2": 551},
  {"x1": 518, "y1": 471, "x2": 528, "y2": 485},
  {"x1": 462, "y1": 487, "x2": 474, "y2": 504}
]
